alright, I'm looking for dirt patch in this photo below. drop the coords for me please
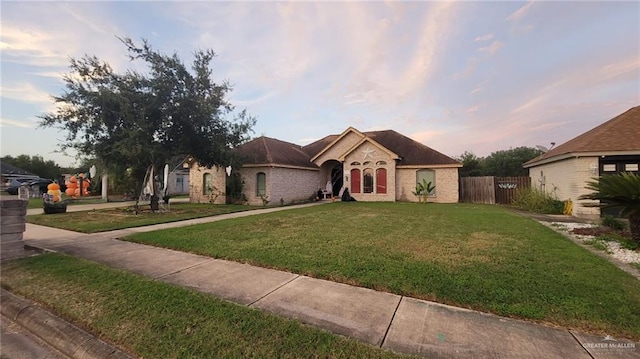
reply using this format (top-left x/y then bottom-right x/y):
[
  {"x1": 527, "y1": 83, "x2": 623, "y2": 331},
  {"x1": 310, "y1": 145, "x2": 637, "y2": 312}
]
[{"x1": 400, "y1": 232, "x2": 516, "y2": 267}]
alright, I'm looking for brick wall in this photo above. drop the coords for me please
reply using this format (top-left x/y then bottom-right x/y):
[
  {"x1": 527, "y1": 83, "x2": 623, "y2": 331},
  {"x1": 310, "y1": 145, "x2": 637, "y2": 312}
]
[
  {"x1": 188, "y1": 164, "x2": 226, "y2": 204},
  {"x1": 396, "y1": 167, "x2": 459, "y2": 203},
  {"x1": 239, "y1": 167, "x2": 321, "y2": 206},
  {"x1": 342, "y1": 142, "x2": 396, "y2": 202}
]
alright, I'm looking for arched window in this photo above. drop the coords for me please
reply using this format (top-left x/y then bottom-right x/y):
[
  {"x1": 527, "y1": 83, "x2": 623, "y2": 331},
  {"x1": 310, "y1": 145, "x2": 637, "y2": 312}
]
[
  {"x1": 363, "y1": 161, "x2": 373, "y2": 166},
  {"x1": 416, "y1": 169, "x2": 436, "y2": 196},
  {"x1": 256, "y1": 172, "x2": 266, "y2": 196},
  {"x1": 350, "y1": 161, "x2": 361, "y2": 166},
  {"x1": 376, "y1": 161, "x2": 387, "y2": 166},
  {"x1": 350, "y1": 168, "x2": 361, "y2": 193},
  {"x1": 363, "y1": 168, "x2": 374, "y2": 193},
  {"x1": 376, "y1": 168, "x2": 387, "y2": 194}
]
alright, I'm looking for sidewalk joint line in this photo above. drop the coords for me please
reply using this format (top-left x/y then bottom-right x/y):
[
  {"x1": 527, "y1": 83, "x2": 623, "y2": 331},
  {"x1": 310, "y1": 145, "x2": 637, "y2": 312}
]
[
  {"x1": 380, "y1": 295, "x2": 403, "y2": 348},
  {"x1": 568, "y1": 330, "x2": 595, "y2": 359},
  {"x1": 248, "y1": 274, "x2": 300, "y2": 307},
  {"x1": 154, "y1": 258, "x2": 215, "y2": 280}
]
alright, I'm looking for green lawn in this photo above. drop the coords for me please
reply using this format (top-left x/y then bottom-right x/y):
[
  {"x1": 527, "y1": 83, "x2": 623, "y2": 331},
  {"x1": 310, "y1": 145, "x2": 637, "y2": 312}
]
[
  {"x1": 26, "y1": 203, "x2": 258, "y2": 232},
  {"x1": 1, "y1": 254, "x2": 409, "y2": 358},
  {"x1": 122, "y1": 202, "x2": 640, "y2": 340},
  {"x1": 26, "y1": 196, "x2": 108, "y2": 209}
]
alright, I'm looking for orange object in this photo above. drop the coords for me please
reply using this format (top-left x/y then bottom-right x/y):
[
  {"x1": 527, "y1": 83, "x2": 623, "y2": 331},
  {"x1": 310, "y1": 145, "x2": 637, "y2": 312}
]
[{"x1": 65, "y1": 188, "x2": 76, "y2": 196}]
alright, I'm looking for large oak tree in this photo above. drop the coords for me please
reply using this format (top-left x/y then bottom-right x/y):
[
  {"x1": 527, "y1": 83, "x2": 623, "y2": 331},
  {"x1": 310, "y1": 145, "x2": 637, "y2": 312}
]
[{"x1": 39, "y1": 37, "x2": 255, "y2": 203}]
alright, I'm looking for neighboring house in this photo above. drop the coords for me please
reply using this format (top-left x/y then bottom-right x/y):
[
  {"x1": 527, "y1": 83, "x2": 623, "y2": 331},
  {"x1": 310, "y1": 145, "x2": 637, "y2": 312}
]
[
  {"x1": 523, "y1": 106, "x2": 640, "y2": 218},
  {"x1": 188, "y1": 127, "x2": 461, "y2": 205},
  {"x1": 167, "y1": 168, "x2": 189, "y2": 195}
]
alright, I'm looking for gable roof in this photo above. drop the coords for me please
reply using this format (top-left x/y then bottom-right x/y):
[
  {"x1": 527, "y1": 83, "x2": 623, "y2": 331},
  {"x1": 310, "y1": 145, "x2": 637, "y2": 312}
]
[
  {"x1": 337, "y1": 135, "x2": 401, "y2": 162},
  {"x1": 237, "y1": 128, "x2": 461, "y2": 168},
  {"x1": 303, "y1": 129, "x2": 459, "y2": 166},
  {"x1": 524, "y1": 106, "x2": 640, "y2": 167},
  {"x1": 308, "y1": 127, "x2": 366, "y2": 162},
  {"x1": 235, "y1": 136, "x2": 319, "y2": 169}
]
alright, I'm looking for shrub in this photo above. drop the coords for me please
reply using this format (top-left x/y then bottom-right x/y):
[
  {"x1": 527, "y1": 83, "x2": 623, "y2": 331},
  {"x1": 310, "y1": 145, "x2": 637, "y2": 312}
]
[
  {"x1": 511, "y1": 187, "x2": 564, "y2": 214},
  {"x1": 601, "y1": 215, "x2": 627, "y2": 231}
]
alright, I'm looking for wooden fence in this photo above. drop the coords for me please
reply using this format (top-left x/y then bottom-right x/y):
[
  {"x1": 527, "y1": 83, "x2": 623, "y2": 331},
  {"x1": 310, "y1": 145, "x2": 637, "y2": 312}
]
[{"x1": 459, "y1": 176, "x2": 530, "y2": 205}]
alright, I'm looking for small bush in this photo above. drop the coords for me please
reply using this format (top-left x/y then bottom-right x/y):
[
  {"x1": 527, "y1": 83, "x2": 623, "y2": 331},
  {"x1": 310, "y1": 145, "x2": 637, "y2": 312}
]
[
  {"x1": 619, "y1": 238, "x2": 639, "y2": 251},
  {"x1": 511, "y1": 187, "x2": 564, "y2": 214},
  {"x1": 583, "y1": 238, "x2": 610, "y2": 252},
  {"x1": 601, "y1": 216, "x2": 627, "y2": 231}
]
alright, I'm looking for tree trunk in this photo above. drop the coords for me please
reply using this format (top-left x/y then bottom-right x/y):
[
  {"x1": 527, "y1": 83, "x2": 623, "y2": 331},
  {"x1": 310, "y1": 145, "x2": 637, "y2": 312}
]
[{"x1": 629, "y1": 210, "x2": 640, "y2": 245}]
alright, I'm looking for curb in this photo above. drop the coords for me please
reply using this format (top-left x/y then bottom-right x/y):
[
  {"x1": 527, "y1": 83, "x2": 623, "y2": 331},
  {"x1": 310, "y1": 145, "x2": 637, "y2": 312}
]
[{"x1": 1, "y1": 288, "x2": 134, "y2": 359}]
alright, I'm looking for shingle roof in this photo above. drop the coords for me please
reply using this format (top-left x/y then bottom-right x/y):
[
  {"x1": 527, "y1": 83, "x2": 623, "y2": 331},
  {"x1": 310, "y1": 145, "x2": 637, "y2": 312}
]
[
  {"x1": 235, "y1": 136, "x2": 318, "y2": 169},
  {"x1": 1, "y1": 161, "x2": 35, "y2": 176},
  {"x1": 302, "y1": 129, "x2": 459, "y2": 166},
  {"x1": 524, "y1": 106, "x2": 640, "y2": 167},
  {"x1": 236, "y1": 129, "x2": 460, "y2": 168},
  {"x1": 363, "y1": 130, "x2": 460, "y2": 166}
]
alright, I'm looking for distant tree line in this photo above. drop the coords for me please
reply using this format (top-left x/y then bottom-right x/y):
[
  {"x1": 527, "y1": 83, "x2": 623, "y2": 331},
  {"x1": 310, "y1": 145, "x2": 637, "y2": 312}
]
[
  {"x1": 1, "y1": 154, "x2": 99, "y2": 180},
  {"x1": 1, "y1": 155, "x2": 64, "y2": 180},
  {"x1": 456, "y1": 146, "x2": 543, "y2": 177}
]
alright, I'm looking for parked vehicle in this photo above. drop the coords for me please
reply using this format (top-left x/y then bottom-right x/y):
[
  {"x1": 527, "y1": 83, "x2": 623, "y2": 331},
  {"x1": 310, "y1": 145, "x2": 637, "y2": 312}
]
[
  {"x1": 4, "y1": 178, "x2": 35, "y2": 195},
  {"x1": 5, "y1": 178, "x2": 52, "y2": 195}
]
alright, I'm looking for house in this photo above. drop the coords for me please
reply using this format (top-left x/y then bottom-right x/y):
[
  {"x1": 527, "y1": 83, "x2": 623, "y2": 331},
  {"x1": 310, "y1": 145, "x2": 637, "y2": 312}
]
[
  {"x1": 167, "y1": 168, "x2": 189, "y2": 195},
  {"x1": 523, "y1": 106, "x2": 640, "y2": 218},
  {"x1": 187, "y1": 127, "x2": 461, "y2": 205}
]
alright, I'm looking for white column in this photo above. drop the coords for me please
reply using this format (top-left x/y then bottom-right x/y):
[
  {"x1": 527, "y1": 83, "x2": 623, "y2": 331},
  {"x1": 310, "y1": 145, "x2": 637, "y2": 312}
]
[{"x1": 101, "y1": 174, "x2": 108, "y2": 200}]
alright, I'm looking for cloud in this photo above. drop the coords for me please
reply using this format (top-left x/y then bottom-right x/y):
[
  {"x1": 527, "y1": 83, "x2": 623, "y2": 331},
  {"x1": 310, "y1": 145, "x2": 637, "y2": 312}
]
[
  {"x1": 400, "y1": 2, "x2": 458, "y2": 96},
  {"x1": 1, "y1": 83, "x2": 53, "y2": 105},
  {"x1": 0, "y1": 25, "x2": 69, "y2": 68},
  {"x1": 0, "y1": 117, "x2": 35, "y2": 129},
  {"x1": 474, "y1": 33, "x2": 494, "y2": 42},
  {"x1": 598, "y1": 58, "x2": 639, "y2": 81},
  {"x1": 466, "y1": 105, "x2": 479, "y2": 113},
  {"x1": 1, "y1": 2, "x2": 129, "y2": 72},
  {"x1": 506, "y1": 1, "x2": 535, "y2": 22},
  {"x1": 470, "y1": 87, "x2": 483, "y2": 95},
  {"x1": 478, "y1": 40, "x2": 504, "y2": 55},
  {"x1": 232, "y1": 90, "x2": 279, "y2": 107},
  {"x1": 410, "y1": 130, "x2": 442, "y2": 144}
]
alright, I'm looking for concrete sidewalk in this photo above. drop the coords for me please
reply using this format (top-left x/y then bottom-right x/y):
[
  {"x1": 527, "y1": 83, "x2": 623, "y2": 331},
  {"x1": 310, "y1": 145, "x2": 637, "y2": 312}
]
[{"x1": 16, "y1": 203, "x2": 640, "y2": 359}]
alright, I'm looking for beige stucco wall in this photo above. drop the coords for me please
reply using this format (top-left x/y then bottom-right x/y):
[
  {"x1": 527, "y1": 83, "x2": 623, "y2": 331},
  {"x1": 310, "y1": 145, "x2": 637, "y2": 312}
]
[
  {"x1": 188, "y1": 163, "x2": 226, "y2": 204},
  {"x1": 528, "y1": 156, "x2": 600, "y2": 218},
  {"x1": 396, "y1": 167, "x2": 459, "y2": 203},
  {"x1": 239, "y1": 166, "x2": 321, "y2": 206}
]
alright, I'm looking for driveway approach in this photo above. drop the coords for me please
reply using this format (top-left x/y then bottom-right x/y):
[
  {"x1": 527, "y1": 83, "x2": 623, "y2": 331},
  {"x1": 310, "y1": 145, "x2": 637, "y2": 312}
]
[{"x1": 13, "y1": 202, "x2": 640, "y2": 358}]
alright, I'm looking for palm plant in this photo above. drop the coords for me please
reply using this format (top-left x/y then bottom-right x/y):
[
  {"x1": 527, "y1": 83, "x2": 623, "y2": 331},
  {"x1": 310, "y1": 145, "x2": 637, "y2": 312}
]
[
  {"x1": 412, "y1": 179, "x2": 436, "y2": 203},
  {"x1": 579, "y1": 172, "x2": 640, "y2": 244}
]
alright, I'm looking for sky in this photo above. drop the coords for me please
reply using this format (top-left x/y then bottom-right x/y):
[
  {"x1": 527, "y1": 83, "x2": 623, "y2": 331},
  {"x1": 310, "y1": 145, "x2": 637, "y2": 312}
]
[{"x1": 1, "y1": 1, "x2": 638, "y2": 168}]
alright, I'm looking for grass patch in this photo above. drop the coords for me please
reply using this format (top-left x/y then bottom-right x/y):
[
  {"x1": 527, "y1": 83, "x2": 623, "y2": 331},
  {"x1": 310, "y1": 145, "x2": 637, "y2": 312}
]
[
  {"x1": 26, "y1": 203, "x2": 256, "y2": 233},
  {"x1": 1, "y1": 254, "x2": 408, "y2": 358},
  {"x1": 124, "y1": 202, "x2": 640, "y2": 340},
  {"x1": 26, "y1": 196, "x2": 108, "y2": 209},
  {"x1": 583, "y1": 238, "x2": 611, "y2": 253}
]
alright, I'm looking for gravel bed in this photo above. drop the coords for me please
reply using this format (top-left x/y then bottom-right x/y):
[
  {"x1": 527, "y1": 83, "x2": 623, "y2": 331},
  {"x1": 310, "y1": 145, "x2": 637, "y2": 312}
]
[{"x1": 549, "y1": 222, "x2": 640, "y2": 264}]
